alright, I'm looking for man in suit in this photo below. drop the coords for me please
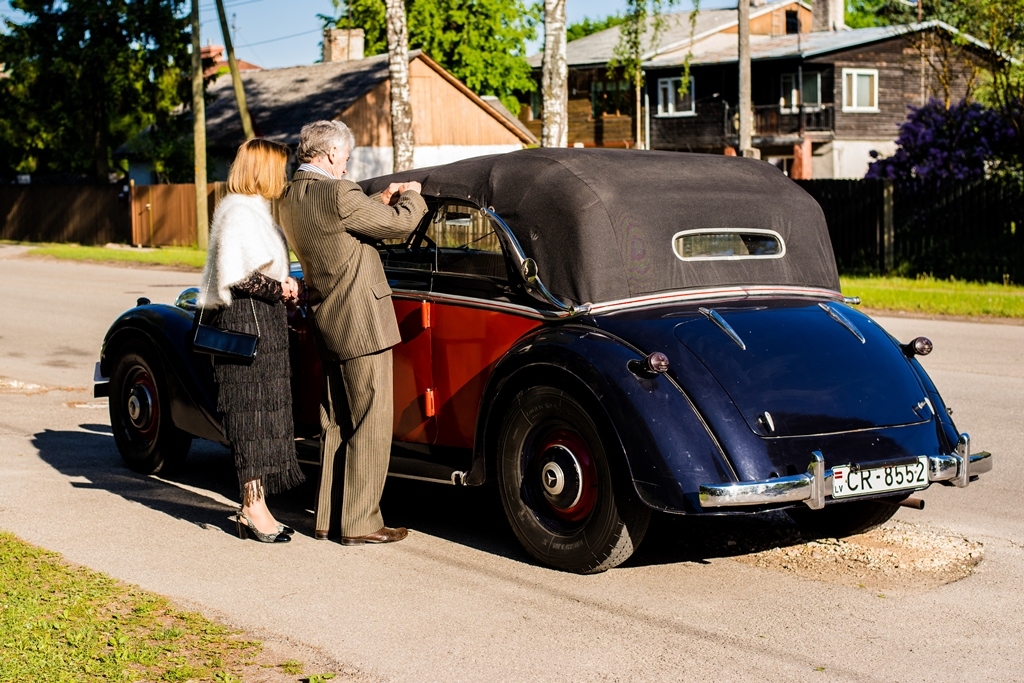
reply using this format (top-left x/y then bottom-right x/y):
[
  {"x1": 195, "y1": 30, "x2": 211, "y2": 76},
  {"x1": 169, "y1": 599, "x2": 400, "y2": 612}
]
[{"x1": 279, "y1": 119, "x2": 427, "y2": 545}]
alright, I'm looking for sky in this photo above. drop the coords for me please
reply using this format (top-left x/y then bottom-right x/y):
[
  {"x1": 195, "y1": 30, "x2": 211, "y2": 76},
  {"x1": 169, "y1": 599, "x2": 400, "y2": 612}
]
[{"x1": 0, "y1": 0, "x2": 734, "y2": 70}]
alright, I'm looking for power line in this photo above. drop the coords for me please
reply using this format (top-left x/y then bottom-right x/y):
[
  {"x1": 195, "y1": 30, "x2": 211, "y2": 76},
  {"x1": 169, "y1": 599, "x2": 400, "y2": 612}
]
[{"x1": 236, "y1": 27, "x2": 321, "y2": 48}]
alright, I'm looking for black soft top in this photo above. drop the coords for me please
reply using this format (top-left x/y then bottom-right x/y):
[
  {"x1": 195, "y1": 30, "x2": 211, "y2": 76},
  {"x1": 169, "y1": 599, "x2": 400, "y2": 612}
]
[{"x1": 360, "y1": 149, "x2": 839, "y2": 305}]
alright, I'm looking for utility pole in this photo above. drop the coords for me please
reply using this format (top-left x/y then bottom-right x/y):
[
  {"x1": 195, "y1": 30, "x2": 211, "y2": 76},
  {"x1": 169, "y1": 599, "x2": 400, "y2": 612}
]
[
  {"x1": 738, "y1": 0, "x2": 757, "y2": 158},
  {"x1": 191, "y1": 0, "x2": 208, "y2": 250},
  {"x1": 215, "y1": 0, "x2": 255, "y2": 140}
]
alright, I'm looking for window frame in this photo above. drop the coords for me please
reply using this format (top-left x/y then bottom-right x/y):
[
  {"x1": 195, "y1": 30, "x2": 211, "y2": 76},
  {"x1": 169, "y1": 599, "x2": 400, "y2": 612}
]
[
  {"x1": 841, "y1": 68, "x2": 879, "y2": 113},
  {"x1": 430, "y1": 203, "x2": 510, "y2": 283},
  {"x1": 780, "y1": 71, "x2": 821, "y2": 114},
  {"x1": 671, "y1": 228, "x2": 787, "y2": 262},
  {"x1": 656, "y1": 76, "x2": 696, "y2": 118}
]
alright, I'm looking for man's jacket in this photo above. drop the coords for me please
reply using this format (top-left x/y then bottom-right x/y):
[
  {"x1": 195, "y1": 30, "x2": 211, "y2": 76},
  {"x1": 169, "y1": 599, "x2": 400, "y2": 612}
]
[{"x1": 279, "y1": 170, "x2": 428, "y2": 361}]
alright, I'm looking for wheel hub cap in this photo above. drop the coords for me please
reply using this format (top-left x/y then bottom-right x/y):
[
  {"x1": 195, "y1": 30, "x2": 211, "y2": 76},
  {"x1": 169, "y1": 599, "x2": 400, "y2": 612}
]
[
  {"x1": 127, "y1": 384, "x2": 152, "y2": 429},
  {"x1": 539, "y1": 445, "x2": 583, "y2": 510}
]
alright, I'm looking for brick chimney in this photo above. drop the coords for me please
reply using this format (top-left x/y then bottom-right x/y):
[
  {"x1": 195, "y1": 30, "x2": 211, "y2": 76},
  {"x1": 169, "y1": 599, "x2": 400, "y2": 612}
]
[
  {"x1": 323, "y1": 28, "x2": 365, "y2": 63},
  {"x1": 812, "y1": 0, "x2": 845, "y2": 31}
]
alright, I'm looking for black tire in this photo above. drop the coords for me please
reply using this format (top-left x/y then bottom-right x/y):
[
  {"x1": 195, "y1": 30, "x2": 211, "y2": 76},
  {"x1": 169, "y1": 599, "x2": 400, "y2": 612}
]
[
  {"x1": 108, "y1": 340, "x2": 191, "y2": 474},
  {"x1": 787, "y1": 497, "x2": 901, "y2": 538},
  {"x1": 496, "y1": 386, "x2": 651, "y2": 574}
]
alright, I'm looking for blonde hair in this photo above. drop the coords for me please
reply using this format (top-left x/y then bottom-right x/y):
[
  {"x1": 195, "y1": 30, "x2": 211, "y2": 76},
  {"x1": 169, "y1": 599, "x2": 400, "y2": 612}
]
[{"x1": 227, "y1": 138, "x2": 291, "y2": 198}]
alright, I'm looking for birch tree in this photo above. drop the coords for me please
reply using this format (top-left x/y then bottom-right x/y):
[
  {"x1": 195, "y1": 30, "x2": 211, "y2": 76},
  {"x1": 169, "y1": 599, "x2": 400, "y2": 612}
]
[
  {"x1": 385, "y1": 0, "x2": 415, "y2": 172},
  {"x1": 541, "y1": 0, "x2": 568, "y2": 148}
]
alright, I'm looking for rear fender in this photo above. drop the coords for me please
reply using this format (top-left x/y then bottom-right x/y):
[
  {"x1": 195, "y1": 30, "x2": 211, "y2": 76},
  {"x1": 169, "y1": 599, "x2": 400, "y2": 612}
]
[
  {"x1": 471, "y1": 325, "x2": 732, "y2": 513},
  {"x1": 101, "y1": 305, "x2": 225, "y2": 444}
]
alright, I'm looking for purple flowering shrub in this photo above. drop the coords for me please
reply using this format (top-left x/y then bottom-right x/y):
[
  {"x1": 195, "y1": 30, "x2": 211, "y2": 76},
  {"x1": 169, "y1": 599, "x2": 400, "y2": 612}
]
[{"x1": 866, "y1": 99, "x2": 1017, "y2": 184}]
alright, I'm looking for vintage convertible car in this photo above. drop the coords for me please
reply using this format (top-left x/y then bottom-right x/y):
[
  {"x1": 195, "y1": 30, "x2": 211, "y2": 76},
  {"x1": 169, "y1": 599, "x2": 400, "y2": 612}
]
[{"x1": 95, "y1": 149, "x2": 992, "y2": 573}]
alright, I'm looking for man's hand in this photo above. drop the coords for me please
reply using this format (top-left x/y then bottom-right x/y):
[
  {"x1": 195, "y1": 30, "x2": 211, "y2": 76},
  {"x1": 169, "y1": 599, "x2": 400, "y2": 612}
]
[
  {"x1": 380, "y1": 181, "x2": 423, "y2": 206},
  {"x1": 281, "y1": 276, "x2": 300, "y2": 303}
]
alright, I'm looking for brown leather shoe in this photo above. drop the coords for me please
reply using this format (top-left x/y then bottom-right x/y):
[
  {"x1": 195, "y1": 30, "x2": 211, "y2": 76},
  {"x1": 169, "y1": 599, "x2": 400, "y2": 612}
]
[
  {"x1": 314, "y1": 529, "x2": 330, "y2": 541},
  {"x1": 340, "y1": 526, "x2": 408, "y2": 546}
]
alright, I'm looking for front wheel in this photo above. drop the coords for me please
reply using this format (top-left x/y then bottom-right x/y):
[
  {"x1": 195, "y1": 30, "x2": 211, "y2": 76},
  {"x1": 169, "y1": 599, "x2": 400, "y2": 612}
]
[
  {"x1": 496, "y1": 386, "x2": 650, "y2": 574},
  {"x1": 108, "y1": 340, "x2": 191, "y2": 474}
]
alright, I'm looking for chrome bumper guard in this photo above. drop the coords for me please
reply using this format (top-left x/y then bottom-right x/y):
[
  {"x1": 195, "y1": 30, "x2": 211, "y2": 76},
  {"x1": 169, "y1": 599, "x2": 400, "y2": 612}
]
[{"x1": 698, "y1": 433, "x2": 993, "y2": 510}]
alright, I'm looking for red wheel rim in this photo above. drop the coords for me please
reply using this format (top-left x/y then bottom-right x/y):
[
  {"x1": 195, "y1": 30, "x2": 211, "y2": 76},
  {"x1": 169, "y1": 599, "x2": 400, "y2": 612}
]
[
  {"x1": 125, "y1": 368, "x2": 159, "y2": 442},
  {"x1": 534, "y1": 429, "x2": 598, "y2": 523}
]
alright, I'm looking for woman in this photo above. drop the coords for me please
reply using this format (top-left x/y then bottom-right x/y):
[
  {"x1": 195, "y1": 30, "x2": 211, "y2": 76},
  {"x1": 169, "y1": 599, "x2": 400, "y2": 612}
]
[{"x1": 199, "y1": 138, "x2": 305, "y2": 543}]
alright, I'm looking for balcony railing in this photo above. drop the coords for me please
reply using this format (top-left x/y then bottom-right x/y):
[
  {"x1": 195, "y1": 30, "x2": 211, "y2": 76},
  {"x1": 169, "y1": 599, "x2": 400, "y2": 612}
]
[{"x1": 752, "y1": 103, "x2": 834, "y2": 137}]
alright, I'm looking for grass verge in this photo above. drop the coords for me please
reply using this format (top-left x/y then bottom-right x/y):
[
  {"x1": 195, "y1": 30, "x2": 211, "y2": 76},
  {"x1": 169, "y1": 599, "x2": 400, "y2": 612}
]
[
  {"x1": 22, "y1": 243, "x2": 205, "y2": 270},
  {"x1": 840, "y1": 275, "x2": 1024, "y2": 319},
  {"x1": 0, "y1": 530, "x2": 267, "y2": 682}
]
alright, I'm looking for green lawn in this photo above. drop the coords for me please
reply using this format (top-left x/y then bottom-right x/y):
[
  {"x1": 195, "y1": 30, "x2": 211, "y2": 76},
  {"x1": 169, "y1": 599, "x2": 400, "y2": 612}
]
[
  {"x1": 22, "y1": 243, "x2": 206, "y2": 270},
  {"x1": 0, "y1": 531, "x2": 321, "y2": 682},
  {"x1": 841, "y1": 275, "x2": 1024, "y2": 319}
]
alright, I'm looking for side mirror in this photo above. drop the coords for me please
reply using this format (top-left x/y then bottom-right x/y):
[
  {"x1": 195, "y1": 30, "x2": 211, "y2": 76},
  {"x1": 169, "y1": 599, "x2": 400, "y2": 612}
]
[{"x1": 521, "y1": 258, "x2": 538, "y2": 284}]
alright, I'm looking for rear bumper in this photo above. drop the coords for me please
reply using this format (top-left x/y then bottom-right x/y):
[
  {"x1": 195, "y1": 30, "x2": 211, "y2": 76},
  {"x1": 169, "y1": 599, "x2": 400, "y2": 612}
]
[{"x1": 699, "y1": 433, "x2": 992, "y2": 509}]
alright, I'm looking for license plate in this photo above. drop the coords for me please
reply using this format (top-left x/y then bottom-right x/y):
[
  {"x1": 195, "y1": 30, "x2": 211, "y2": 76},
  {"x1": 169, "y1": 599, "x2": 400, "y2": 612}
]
[{"x1": 832, "y1": 456, "x2": 929, "y2": 498}]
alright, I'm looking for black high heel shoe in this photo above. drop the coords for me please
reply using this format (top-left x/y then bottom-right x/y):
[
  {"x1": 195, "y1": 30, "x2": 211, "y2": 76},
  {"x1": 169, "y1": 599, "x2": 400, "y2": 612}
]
[{"x1": 236, "y1": 510, "x2": 291, "y2": 543}]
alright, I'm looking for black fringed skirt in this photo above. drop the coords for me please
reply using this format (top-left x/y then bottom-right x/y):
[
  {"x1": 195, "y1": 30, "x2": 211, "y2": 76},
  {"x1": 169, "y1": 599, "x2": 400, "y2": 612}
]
[{"x1": 213, "y1": 296, "x2": 305, "y2": 496}]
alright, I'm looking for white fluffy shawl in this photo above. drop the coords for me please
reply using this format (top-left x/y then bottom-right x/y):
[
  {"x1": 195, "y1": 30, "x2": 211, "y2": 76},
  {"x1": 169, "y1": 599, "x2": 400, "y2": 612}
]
[{"x1": 199, "y1": 193, "x2": 290, "y2": 307}]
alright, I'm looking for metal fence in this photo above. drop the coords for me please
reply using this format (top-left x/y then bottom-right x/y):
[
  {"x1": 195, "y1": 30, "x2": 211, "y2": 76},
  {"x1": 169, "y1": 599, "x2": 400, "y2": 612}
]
[{"x1": 798, "y1": 178, "x2": 1023, "y2": 283}]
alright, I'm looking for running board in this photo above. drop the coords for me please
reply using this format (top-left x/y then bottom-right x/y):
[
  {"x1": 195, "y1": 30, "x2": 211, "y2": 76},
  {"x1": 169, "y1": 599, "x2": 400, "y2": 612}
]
[
  {"x1": 294, "y1": 439, "x2": 468, "y2": 486},
  {"x1": 389, "y1": 455, "x2": 468, "y2": 486}
]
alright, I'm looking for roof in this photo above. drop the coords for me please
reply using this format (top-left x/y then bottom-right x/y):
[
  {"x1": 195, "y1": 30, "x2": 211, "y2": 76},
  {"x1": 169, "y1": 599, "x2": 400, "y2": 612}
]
[
  {"x1": 205, "y1": 51, "x2": 536, "y2": 150},
  {"x1": 205, "y1": 52, "x2": 393, "y2": 148},
  {"x1": 527, "y1": 1, "x2": 807, "y2": 69},
  {"x1": 361, "y1": 149, "x2": 839, "y2": 305},
  {"x1": 653, "y1": 20, "x2": 996, "y2": 67},
  {"x1": 481, "y1": 96, "x2": 535, "y2": 140}
]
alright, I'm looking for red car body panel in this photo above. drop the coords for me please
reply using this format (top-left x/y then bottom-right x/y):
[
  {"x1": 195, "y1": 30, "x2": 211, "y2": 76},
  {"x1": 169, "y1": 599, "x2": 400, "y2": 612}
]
[{"x1": 289, "y1": 294, "x2": 541, "y2": 450}]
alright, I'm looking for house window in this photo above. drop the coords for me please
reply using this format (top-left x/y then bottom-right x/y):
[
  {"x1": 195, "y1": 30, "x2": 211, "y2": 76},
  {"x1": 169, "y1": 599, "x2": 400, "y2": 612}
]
[
  {"x1": 780, "y1": 72, "x2": 821, "y2": 112},
  {"x1": 591, "y1": 79, "x2": 632, "y2": 118},
  {"x1": 785, "y1": 10, "x2": 799, "y2": 34},
  {"x1": 657, "y1": 77, "x2": 695, "y2": 117},
  {"x1": 842, "y1": 68, "x2": 878, "y2": 112}
]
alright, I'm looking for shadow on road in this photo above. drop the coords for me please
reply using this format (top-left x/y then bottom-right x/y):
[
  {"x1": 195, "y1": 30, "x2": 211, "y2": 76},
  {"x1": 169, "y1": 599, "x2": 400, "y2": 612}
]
[
  {"x1": 36, "y1": 426, "x2": 808, "y2": 570},
  {"x1": 32, "y1": 426, "x2": 531, "y2": 562}
]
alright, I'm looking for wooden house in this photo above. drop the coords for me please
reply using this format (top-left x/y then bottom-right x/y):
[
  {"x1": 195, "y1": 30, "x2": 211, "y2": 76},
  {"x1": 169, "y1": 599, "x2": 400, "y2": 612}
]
[
  {"x1": 205, "y1": 36, "x2": 535, "y2": 181},
  {"x1": 521, "y1": 1, "x2": 989, "y2": 178}
]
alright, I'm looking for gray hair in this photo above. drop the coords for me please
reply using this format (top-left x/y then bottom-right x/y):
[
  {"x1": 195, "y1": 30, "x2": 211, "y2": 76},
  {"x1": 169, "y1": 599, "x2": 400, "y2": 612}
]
[{"x1": 296, "y1": 120, "x2": 356, "y2": 163}]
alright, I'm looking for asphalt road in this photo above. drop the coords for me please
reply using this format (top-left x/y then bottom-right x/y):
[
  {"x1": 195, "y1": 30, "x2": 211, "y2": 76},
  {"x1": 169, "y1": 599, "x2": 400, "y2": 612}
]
[{"x1": 1, "y1": 245, "x2": 1021, "y2": 682}]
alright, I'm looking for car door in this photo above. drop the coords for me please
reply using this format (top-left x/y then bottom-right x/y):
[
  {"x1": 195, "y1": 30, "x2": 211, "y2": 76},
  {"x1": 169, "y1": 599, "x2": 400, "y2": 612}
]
[
  {"x1": 379, "y1": 231, "x2": 437, "y2": 444},
  {"x1": 428, "y1": 203, "x2": 543, "y2": 449}
]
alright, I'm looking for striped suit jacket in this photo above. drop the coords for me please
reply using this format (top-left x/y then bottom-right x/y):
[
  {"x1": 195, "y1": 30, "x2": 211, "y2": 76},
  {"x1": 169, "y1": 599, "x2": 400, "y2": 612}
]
[{"x1": 279, "y1": 170, "x2": 428, "y2": 361}]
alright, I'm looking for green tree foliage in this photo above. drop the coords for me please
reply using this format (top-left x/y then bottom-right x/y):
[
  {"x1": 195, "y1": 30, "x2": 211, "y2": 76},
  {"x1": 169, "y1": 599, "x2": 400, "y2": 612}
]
[
  {"x1": 609, "y1": 0, "x2": 695, "y2": 91},
  {"x1": 0, "y1": 0, "x2": 190, "y2": 182},
  {"x1": 845, "y1": 0, "x2": 889, "y2": 29},
  {"x1": 566, "y1": 14, "x2": 625, "y2": 42},
  {"x1": 321, "y1": 0, "x2": 538, "y2": 114}
]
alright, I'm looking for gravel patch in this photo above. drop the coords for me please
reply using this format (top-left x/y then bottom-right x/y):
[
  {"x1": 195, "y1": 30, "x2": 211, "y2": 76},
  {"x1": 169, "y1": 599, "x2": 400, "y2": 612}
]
[{"x1": 735, "y1": 520, "x2": 983, "y2": 591}]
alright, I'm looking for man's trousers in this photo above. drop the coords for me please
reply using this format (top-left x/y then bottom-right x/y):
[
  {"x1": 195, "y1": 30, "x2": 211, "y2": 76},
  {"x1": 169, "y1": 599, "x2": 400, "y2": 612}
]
[{"x1": 315, "y1": 349, "x2": 393, "y2": 538}]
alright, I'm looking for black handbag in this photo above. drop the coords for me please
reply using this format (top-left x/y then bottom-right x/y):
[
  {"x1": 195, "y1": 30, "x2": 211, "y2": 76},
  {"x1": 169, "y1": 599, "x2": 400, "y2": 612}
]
[{"x1": 193, "y1": 274, "x2": 260, "y2": 362}]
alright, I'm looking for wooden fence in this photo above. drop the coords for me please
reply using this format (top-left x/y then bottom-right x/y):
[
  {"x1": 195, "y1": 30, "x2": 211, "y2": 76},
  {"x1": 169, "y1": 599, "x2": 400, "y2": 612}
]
[
  {"x1": 1, "y1": 182, "x2": 227, "y2": 246},
  {"x1": 0, "y1": 185, "x2": 132, "y2": 244},
  {"x1": 5, "y1": 178, "x2": 1022, "y2": 283}
]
